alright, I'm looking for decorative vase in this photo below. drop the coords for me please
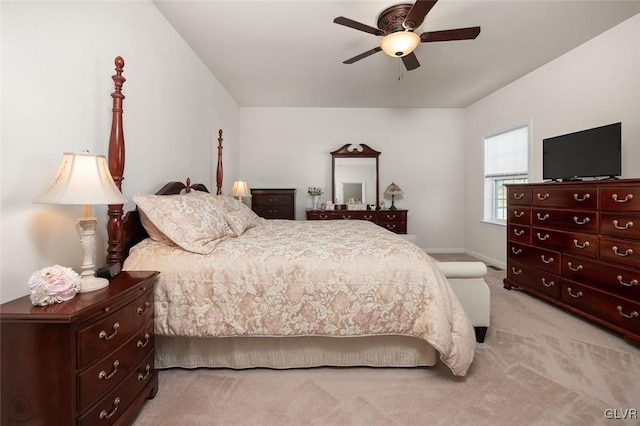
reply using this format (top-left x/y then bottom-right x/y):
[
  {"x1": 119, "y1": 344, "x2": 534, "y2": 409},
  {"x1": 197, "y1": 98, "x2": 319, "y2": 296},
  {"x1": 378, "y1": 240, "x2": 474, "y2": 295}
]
[{"x1": 312, "y1": 195, "x2": 320, "y2": 210}]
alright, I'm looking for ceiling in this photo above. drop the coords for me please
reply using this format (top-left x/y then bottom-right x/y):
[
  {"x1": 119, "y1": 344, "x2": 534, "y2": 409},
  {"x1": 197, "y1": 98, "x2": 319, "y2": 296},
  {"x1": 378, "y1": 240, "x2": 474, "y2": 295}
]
[{"x1": 153, "y1": 1, "x2": 640, "y2": 108}]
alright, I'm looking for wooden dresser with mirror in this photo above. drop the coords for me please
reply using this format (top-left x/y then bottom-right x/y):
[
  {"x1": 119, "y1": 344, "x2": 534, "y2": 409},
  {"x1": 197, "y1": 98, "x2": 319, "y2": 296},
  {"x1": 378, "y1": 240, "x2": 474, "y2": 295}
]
[{"x1": 306, "y1": 143, "x2": 408, "y2": 234}]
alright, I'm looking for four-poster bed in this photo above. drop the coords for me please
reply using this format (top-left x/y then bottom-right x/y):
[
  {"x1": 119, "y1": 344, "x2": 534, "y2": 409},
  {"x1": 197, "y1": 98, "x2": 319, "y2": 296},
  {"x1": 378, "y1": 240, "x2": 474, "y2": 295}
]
[{"x1": 105, "y1": 57, "x2": 475, "y2": 376}]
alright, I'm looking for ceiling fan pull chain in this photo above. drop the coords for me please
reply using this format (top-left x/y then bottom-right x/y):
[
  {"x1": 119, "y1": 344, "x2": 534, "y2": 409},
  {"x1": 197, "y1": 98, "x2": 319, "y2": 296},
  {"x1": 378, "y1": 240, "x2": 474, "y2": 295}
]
[{"x1": 398, "y1": 59, "x2": 404, "y2": 81}]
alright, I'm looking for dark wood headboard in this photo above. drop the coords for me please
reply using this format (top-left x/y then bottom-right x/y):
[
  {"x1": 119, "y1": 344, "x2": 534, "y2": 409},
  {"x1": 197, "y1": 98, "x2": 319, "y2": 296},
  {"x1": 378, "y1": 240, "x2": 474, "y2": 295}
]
[{"x1": 105, "y1": 56, "x2": 223, "y2": 265}]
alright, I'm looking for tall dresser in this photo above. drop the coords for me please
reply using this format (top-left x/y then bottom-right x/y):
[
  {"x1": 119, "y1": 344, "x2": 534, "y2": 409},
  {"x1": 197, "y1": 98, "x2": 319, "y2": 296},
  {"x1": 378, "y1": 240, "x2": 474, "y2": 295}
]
[
  {"x1": 504, "y1": 179, "x2": 640, "y2": 343},
  {"x1": 0, "y1": 271, "x2": 159, "y2": 425},
  {"x1": 250, "y1": 188, "x2": 296, "y2": 220}
]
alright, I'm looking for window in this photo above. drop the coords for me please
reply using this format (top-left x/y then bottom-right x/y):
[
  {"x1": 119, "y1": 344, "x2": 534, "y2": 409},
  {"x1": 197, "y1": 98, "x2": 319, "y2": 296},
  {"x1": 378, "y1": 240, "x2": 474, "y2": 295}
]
[{"x1": 484, "y1": 125, "x2": 529, "y2": 223}]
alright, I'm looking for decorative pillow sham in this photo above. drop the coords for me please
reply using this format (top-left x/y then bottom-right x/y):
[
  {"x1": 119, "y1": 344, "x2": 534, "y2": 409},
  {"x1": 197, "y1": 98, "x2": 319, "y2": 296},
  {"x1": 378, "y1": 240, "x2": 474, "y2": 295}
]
[
  {"x1": 133, "y1": 193, "x2": 232, "y2": 254},
  {"x1": 138, "y1": 209, "x2": 175, "y2": 246},
  {"x1": 224, "y1": 209, "x2": 255, "y2": 237}
]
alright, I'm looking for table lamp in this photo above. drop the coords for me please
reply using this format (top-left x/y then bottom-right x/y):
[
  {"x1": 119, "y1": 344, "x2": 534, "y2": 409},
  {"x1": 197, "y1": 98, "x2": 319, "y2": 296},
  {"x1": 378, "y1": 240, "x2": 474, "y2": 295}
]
[
  {"x1": 229, "y1": 180, "x2": 251, "y2": 202},
  {"x1": 33, "y1": 151, "x2": 127, "y2": 293},
  {"x1": 383, "y1": 182, "x2": 403, "y2": 210}
]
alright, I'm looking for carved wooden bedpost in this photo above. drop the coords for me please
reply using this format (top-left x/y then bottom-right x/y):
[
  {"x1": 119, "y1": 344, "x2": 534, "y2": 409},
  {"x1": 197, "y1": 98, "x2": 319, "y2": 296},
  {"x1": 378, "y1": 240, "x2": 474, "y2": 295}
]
[
  {"x1": 107, "y1": 56, "x2": 126, "y2": 265},
  {"x1": 216, "y1": 129, "x2": 223, "y2": 195}
]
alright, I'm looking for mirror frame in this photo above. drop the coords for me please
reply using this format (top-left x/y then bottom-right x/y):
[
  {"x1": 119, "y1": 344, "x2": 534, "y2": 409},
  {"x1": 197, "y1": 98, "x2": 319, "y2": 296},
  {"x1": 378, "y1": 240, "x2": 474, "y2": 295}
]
[{"x1": 331, "y1": 144, "x2": 381, "y2": 209}]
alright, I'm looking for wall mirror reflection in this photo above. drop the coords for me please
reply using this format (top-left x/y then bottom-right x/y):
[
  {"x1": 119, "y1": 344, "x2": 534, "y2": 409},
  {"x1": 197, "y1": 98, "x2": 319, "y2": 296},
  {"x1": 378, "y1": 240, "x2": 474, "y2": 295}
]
[{"x1": 331, "y1": 144, "x2": 380, "y2": 208}]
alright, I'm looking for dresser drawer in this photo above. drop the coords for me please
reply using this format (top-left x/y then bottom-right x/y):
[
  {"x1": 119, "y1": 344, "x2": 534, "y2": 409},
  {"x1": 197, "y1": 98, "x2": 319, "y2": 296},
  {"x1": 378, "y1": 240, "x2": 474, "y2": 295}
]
[
  {"x1": 600, "y1": 186, "x2": 640, "y2": 211},
  {"x1": 532, "y1": 228, "x2": 597, "y2": 258},
  {"x1": 599, "y1": 237, "x2": 640, "y2": 269},
  {"x1": 77, "y1": 289, "x2": 153, "y2": 369},
  {"x1": 599, "y1": 212, "x2": 640, "y2": 239},
  {"x1": 507, "y1": 187, "x2": 531, "y2": 206},
  {"x1": 532, "y1": 186, "x2": 598, "y2": 209},
  {"x1": 508, "y1": 260, "x2": 560, "y2": 298},
  {"x1": 508, "y1": 242, "x2": 560, "y2": 274},
  {"x1": 79, "y1": 350, "x2": 155, "y2": 426},
  {"x1": 508, "y1": 207, "x2": 531, "y2": 225},
  {"x1": 562, "y1": 255, "x2": 639, "y2": 300},
  {"x1": 78, "y1": 319, "x2": 154, "y2": 411},
  {"x1": 508, "y1": 224, "x2": 531, "y2": 243},
  {"x1": 561, "y1": 280, "x2": 640, "y2": 336},
  {"x1": 531, "y1": 208, "x2": 598, "y2": 233},
  {"x1": 334, "y1": 211, "x2": 377, "y2": 221},
  {"x1": 306, "y1": 210, "x2": 338, "y2": 220}
]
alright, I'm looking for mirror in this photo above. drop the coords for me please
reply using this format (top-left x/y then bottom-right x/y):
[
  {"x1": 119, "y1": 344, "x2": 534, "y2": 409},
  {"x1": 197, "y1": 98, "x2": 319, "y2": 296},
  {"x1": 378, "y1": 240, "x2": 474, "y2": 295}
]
[{"x1": 331, "y1": 144, "x2": 380, "y2": 208}]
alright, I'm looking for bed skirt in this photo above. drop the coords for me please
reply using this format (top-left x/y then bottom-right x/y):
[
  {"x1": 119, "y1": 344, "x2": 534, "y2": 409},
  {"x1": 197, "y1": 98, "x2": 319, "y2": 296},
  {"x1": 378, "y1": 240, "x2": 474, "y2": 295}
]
[{"x1": 155, "y1": 335, "x2": 437, "y2": 369}]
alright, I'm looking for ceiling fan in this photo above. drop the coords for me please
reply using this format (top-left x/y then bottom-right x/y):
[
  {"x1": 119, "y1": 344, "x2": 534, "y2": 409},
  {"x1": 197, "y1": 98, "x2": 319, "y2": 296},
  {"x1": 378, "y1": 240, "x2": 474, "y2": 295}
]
[{"x1": 333, "y1": 0, "x2": 481, "y2": 71}]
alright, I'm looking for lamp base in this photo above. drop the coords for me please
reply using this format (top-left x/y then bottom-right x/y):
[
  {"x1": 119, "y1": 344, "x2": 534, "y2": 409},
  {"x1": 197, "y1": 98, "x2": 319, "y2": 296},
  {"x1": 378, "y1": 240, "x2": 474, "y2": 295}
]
[{"x1": 79, "y1": 273, "x2": 109, "y2": 293}]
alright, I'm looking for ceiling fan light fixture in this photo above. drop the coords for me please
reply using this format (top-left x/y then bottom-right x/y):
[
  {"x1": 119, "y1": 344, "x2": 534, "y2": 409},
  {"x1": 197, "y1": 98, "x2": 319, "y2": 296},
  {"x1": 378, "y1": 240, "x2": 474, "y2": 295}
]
[{"x1": 379, "y1": 31, "x2": 420, "y2": 58}]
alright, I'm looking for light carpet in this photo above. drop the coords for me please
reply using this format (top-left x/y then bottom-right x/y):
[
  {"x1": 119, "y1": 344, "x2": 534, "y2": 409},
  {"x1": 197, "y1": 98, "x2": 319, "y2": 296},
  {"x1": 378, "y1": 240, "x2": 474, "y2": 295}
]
[{"x1": 132, "y1": 254, "x2": 640, "y2": 425}]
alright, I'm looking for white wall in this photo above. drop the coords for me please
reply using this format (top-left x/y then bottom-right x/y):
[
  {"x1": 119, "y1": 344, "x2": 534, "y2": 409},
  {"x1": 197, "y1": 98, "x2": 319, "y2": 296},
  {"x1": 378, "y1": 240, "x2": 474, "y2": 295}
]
[
  {"x1": 236, "y1": 108, "x2": 466, "y2": 251},
  {"x1": 1, "y1": 1, "x2": 239, "y2": 302},
  {"x1": 464, "y1": 13, "x2": 640, "y2": 268}
]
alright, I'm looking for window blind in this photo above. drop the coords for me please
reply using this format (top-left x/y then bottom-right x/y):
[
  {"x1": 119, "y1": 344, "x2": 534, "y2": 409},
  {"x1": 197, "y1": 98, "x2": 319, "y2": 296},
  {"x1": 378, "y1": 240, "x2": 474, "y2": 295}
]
[{"x1": 484, "y1": 126, "x2": 528, "y2": 177}]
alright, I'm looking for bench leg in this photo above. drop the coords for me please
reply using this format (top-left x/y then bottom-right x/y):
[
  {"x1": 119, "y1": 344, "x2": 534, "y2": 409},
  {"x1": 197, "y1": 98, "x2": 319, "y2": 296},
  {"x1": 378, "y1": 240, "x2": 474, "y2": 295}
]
[{"x1": 474, "y1": 327, "x2": 488, "y2": 343}]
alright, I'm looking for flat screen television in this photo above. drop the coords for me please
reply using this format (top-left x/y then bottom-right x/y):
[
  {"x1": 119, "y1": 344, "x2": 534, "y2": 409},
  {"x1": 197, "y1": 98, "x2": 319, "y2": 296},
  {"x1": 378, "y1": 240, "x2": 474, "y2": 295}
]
[{"x1": 542, "y1": 122, "x2": 621, "y2": 181}]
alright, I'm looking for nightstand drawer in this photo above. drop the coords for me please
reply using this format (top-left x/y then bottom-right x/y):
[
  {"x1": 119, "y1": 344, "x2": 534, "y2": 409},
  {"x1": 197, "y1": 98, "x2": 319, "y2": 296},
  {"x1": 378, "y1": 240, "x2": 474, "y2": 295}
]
[
  {"x1": 78, "y1": 350, "x2": 155, "y2": 426},
  {"x1": 77, "y1": 288, "x2": 153, "y2": 369},
  {"x1": 78, "y1": 319, "x2": 154, "y2": 411}
]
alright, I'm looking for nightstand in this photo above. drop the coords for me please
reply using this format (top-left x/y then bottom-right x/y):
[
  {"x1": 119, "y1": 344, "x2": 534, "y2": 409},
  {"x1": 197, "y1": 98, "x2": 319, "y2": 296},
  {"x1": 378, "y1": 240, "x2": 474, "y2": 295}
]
[
  {"x1": 250, "y1": 188, "x2": 296, "y2": 219},
  {"x1": 1, "y1": 271, "x2": 159, "y2": 425}
]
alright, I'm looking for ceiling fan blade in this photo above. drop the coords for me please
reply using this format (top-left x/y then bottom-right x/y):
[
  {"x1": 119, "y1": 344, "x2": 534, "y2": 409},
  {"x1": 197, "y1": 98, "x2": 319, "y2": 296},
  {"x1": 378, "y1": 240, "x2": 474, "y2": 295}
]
[
  {"x1": 420, "y1": 26, "x2": 481, "y2": 42},
  {"x1": 402, "y1": 52, "x2": 421, "y2": 71},
  {"x1": 404, "y1": 0, "x2": 439, "y2": 30},
  {"x1": 343, "y1": 47, "x2": 382, "y2": 64},
  {"x1": 334, "y1": 16, "x2": 385, "y2": 36}
]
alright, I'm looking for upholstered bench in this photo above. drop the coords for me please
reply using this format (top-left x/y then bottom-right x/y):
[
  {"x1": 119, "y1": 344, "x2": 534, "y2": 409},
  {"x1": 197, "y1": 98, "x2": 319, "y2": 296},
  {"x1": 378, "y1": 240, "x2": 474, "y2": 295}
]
[{"x1": 435, "y1": 261, "x2": 490, "y2": 343}]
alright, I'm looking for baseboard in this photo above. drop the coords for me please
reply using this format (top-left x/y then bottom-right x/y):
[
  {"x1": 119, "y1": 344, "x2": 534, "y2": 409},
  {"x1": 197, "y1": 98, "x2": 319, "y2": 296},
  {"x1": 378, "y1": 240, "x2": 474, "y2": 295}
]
[{"x1": 463, "y1": 249, "x2": 505, "y2": 270}]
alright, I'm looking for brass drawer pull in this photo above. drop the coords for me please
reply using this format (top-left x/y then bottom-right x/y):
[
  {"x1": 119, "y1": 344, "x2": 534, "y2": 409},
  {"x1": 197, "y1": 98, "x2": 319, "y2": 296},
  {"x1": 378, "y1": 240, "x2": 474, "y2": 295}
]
[
  {"x1": 319, "y1": 214, "x2": 328, "y2": 219},
  {"x1": 514, "y1": 193, "x2": 524, "y2": 200},
  {"x1": 98, "y1": 360, "x2": 120, "y2": 380},
  {"x1": 567, "y1": 262, "x2": 583, "y2": 272},
  {"x1": 514, "y1": 229, "x2": 525, "y2": 237},
  {"x1": 138, "y1": 364, "x2": 152, "y2": 381},
  {"x1": 137, "y1": 333, "x2": 151, "y2": 348},
  {"x1": 612, "y1": 246, "x2": 633, "y2": 257},
  {"x1": 616, "y1": 306, "x2": 639, "y2": 319},
  {"x1": 537, "y1": 193, "x2": 549, "y2": 201},
  {"x1": 364, "y1": 215, "x2": 373, "y2": 220},
  {"x1": 573, "y1": 193, "x2": 590, "y2": 202},
  {"x1": 511, "y1": 267, "x2": 523, "y2": 275},
  {"x1": 386, "y1": 214, "x2": 397, "y2": 220},
  {"x1": 137, "y1": 301, "x2": 151, "y2": 315},
  {"x1": 342, "y1": 215, "x2": 351, "y2": 219},
  {"x1": 541, "y1": 278, "x2": 554, "y2": 287},
  {"x1": 98, "y1": 322, "x2": 120, "y2": 340},
  {"x1": 612, "y1": 193, "x2": 633, "y2": 203},
  {"x1": 573, "y1": 216, "x2": 590, "y2": 225},
  {"x1": 573, "y1": 239, "x2": 590, "y2": 249},
  {"x1": 617, "y1": 275, "x2": 638, "y2": 287},
  {"x1": 567, "y1": 288, "x2": 583, "y2": 298},
  {"x1": 536, "y1": 213, "x2": 549, "y2": 221},
  {"x1": 268, "y1": 197, "x2": 278, "y2": 202},
  {"x1": 511, "y1": 247, "x2": 522, "y2": 255},
  {"x1": 537, "y1": 233, "x2": 549, "y2": 241},
  {"x1": 541, "y1": 255, "x2": 554, "y2": 264},
  {"x1": 99, "y1": 397, "x2": 121, "y2": 420},
  {"x1": 386, "y1": 224, "x2": 396, "y2": 229},
  {"x1": 613, "y1": 220, "x2": 633, "y2": 230},
  {"x1": 514, "y1": 211, "x2": 525, "y2": 218}
]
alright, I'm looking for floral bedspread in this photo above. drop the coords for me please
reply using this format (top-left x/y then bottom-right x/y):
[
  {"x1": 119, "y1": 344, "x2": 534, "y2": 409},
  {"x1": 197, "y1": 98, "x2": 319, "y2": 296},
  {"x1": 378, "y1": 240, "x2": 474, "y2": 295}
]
[{"x1": 123, "y1": 219, "x2": 475, "y2": 375}]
